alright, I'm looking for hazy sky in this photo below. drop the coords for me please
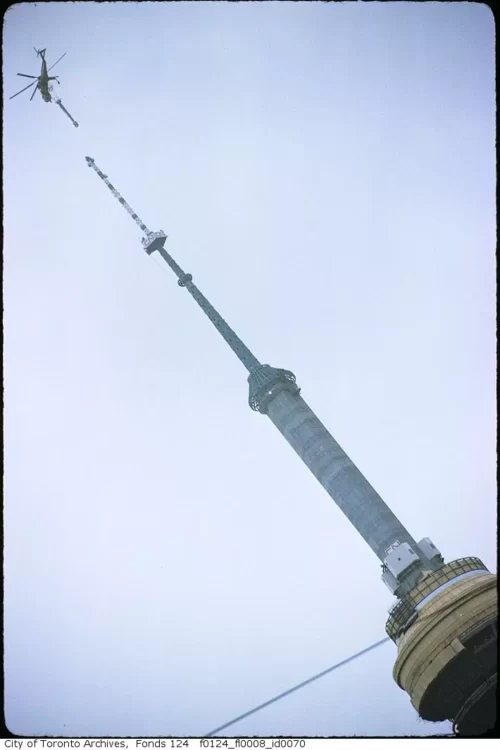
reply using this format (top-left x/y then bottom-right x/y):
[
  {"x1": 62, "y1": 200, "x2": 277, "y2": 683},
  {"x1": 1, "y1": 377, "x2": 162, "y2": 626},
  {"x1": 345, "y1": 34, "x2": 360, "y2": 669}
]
[{"x1": 3, "y1": 1, "x2": 495, "y2": 738}]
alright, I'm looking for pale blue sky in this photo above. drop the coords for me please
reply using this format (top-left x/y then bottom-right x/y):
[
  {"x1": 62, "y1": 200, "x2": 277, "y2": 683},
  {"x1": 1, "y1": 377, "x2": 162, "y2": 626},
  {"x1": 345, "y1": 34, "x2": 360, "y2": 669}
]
[{"x1": 3, "y1": 1, "x2": 496, "y2": 738}]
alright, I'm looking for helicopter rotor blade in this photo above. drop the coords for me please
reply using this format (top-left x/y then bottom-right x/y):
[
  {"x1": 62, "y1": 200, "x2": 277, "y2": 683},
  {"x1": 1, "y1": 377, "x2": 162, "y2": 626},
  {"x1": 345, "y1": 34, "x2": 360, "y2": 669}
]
[
  {"x1": 17, "y1": 73, "x2": 38, "y2": 78},
  {"x1": 9, "y1": 79, "x2": 38, "y2": 100},
  {"x1": 29, "y1": 82, "x2": 40, "y2": 101},
  {"x1": 48, "y1": 52, "x2": 66, "y2": 72}
]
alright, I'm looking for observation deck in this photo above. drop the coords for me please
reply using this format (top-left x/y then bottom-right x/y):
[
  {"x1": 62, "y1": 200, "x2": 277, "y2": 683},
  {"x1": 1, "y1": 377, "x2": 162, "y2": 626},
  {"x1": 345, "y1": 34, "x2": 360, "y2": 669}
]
[{"x1": 388, "y1": 559, "x2": 497, "y2": 735}]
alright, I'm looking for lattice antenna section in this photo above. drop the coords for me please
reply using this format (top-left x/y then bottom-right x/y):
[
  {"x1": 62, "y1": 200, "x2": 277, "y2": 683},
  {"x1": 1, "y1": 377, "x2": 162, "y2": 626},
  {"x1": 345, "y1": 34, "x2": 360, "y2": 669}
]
[
  {"x1": 54, "y1": 97, "x2": 79, "y2": 128},
  {"x1": 155, "y1": 245, "x2": 261, "y2": 372},
  {"x1": 85, "y1": 156, "x2": 167, "y2": 255},
  {"x1": 85, "y1": 155, "x2": 260, "y2": 371},
  {"x1": 48, "y1": 84, "x2": 79, "y2": 128}
]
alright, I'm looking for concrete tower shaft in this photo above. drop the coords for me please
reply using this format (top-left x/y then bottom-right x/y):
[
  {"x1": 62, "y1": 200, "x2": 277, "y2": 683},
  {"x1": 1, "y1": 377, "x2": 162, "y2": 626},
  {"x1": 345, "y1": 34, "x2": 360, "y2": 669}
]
[{"x1": 262, "y1": 387, "x2": 424, "y2": 564}]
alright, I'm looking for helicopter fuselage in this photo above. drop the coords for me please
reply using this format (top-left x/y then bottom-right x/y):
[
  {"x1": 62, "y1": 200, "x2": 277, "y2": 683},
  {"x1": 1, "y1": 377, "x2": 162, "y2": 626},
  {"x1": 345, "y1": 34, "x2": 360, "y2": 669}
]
[{"x1": 38, "y1": 58, "x2": 52, "y2": 101}]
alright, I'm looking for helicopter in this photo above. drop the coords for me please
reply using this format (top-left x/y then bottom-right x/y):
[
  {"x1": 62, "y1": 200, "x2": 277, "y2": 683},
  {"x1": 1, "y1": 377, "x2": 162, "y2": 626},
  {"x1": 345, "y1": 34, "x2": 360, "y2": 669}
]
[
  {"x1": 9, "y1": 48, "x2": 67, "y2": 103},
  {"x1": 9, "y1": 48, "x2": 79, "y2": 127}
]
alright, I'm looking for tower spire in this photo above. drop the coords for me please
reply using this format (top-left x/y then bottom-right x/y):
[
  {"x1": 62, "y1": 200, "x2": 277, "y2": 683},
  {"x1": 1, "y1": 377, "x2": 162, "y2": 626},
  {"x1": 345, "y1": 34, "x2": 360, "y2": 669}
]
[
  {"x1": 86, "y1": 155, "x2": 261, "y2": 372},
  {"x1": 85, "y1": 154, "x2": 430, "y2": 577}
]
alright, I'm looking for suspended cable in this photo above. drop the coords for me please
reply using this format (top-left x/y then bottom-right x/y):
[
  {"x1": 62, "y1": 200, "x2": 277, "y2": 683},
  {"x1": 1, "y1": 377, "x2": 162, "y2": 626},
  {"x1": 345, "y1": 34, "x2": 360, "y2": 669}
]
[
  {"x1": 205, "y1": 589, "x2": 472, "y2": 737},
  {"x1": 204, "y1": 637, "x2": 391, "y2": 737}
]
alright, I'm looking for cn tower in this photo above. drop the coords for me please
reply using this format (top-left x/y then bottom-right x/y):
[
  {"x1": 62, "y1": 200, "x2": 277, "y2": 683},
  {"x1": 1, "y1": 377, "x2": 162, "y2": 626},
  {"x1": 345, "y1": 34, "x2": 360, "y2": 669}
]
[{"x1": 86, "y1": 154, "x2": 497, "y2": 736}]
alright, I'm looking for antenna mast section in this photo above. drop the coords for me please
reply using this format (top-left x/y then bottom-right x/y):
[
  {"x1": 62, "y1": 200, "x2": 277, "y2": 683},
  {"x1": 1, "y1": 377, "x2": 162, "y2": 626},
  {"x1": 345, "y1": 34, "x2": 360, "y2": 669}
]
[
  {"x1": 85, "y1": 156, "x2": 167, "y2": 254},
  {"x1": 85, "y1": 155, "x2": 260, "y2": 371},
  {"x1": 54, "y1": 96, "x2": 79, "y2": 128},
  {"x1": 46, "y1": 80, "x2": 79, "y2": 129}
]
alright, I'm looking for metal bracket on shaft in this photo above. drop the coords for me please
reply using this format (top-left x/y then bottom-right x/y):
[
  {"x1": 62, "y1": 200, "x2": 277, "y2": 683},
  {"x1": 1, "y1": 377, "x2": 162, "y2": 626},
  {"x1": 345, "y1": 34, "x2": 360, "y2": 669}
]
[
  {"x1": 142, "y1": 231, "x2": 167, "y2": 255},
  {"x1": 178, "y1": 273, "x2": 193, "y2": 287},
  {"x1": 248, "y1": 364, "x2": 300, "y2": 413}
]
